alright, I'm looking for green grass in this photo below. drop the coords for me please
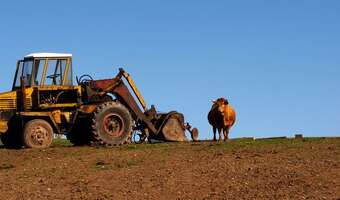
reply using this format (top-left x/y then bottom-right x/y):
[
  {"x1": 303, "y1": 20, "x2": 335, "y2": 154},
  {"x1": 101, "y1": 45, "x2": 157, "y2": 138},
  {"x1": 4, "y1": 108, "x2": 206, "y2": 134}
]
[
  {"x1": 201, "y1": 137, "x2": 340, "y2": 151},
  {"x1": 51, "y1": 139, "x2": 73, "y2": 147},
  {"x1": 1, "y1": 137, "x2": 339, "y2": 150},
  {"x1": 124, "y1": 142, "x2": 173, "y2": 151}
]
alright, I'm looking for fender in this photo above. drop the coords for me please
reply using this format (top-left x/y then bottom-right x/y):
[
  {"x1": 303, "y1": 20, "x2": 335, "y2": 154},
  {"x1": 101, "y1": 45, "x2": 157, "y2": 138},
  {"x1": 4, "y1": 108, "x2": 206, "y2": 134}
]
[{"x1": 18, "y1": 111, "x2": 60, "y2": 134}]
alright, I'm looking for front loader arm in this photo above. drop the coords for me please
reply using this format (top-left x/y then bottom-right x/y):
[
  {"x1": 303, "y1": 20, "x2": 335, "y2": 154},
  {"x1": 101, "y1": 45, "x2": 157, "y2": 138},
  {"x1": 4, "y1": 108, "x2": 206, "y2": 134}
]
[
  {"x1": 86, "y1": 68, "x2": 157, "y2": 134},
  {"x1": 120, "y1": 69, "x2": 148, "y2": 112},
  {"x1": 84, "y1": 68, "x2": 196, "y2": 142},
  {"x1": 95, "y1": 68, "x2": 147, "y2": 112},
  {"x1": 111, "y1": 81, "x2": 157, "y2": 133}
]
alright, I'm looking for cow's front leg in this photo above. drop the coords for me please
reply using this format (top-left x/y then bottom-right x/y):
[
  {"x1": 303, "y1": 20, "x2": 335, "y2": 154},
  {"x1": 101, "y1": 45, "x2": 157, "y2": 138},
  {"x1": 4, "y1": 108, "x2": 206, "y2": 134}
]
[{"x1": 213, "y1": 127, "x2": 217, "y2": 141}]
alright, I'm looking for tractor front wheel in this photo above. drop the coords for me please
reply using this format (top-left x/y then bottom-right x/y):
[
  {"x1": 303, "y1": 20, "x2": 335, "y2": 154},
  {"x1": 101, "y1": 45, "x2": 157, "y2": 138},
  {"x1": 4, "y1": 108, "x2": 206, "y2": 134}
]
[
  {"x1": 92, "y1": 102, "x2": 133, "y2": 146},
  {"x1": 22, "y1": 119, "x2": 53, "y2": 149}
]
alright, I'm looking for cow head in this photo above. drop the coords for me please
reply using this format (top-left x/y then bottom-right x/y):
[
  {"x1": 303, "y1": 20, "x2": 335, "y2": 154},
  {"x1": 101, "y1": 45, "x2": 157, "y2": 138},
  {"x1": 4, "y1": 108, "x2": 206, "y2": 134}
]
[{"x1": 212, "y1": 97, "x2": 229, "y2": 113}]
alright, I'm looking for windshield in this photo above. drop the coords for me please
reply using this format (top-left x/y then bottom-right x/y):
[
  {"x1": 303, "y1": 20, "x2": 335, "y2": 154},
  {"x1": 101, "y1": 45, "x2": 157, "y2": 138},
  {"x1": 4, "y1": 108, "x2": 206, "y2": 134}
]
[{"x1": 14, "y1": 60, "x2": 33, "y2": 88}]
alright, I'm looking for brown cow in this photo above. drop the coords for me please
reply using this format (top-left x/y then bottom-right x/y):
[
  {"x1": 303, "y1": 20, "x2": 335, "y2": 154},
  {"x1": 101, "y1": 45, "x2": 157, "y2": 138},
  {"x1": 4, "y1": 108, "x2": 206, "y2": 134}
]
[{"x1": 208, "y1": 98, "x2": 236, "y2": 141}]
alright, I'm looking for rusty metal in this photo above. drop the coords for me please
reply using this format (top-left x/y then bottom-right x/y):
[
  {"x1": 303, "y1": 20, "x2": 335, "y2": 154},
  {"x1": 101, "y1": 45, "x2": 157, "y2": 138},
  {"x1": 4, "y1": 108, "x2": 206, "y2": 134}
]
[
  {"x1": 162, "y1": 116, "x2": 187, "y2": 142},
  {"x1": 103, "y1": 113, "x2": 124, "y2": 137},
  {"x1": 79, "y1": 105, "x2": 97, "y2": 114},
  {"x1": 84, "y1": 70, "x2": 198, "y2": 143},
  {"x1": 185, "y1": 123, "x2": 199, "y2": 142},
  {"x1": 87, "y1": 78, "x2": 158, "y2": 134}
]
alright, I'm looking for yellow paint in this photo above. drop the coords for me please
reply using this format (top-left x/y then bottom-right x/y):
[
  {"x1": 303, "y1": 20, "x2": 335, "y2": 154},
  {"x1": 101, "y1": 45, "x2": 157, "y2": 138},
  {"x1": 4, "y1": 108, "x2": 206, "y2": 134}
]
[
  {"x1": 79, "y1": 105, "x2": 97, "y2": 113},
  {"x1": 51, "y1": 110, "x2": 62, "y2": 124},
  {"x1": 39, "y1": 103, "x2": 79, "y2": 109},
  {"x1": 0, "y1": 91, "x2": 17, "y2": 110},
  {"x1": 0, "y1": 121, "x2": 8, "y2": 133},
  {"x1": 123, "y1": 71, "x2": 147, "y2": 112},
  {"x1": 62, "y1": 112, "x2": 72, "y2": 123}
]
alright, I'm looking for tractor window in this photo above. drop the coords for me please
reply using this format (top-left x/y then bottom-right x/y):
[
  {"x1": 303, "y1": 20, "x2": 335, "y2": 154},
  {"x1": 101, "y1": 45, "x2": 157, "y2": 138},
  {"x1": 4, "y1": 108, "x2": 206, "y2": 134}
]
[
  {"x1": 45, "y1": 59, "x2": 67, "y2": 85},
  {"x1": 14, "y1": 61, "x2": 24, "y2": 87},
  {"x1": 14, "y1": 60, "x2": 33, "y2": 87},
  {"x1": 33, "y1": 59, "x2": 45, "y2": 86},
  {"x1": 23, "y1": 60, "x2": 33, "y2": 86},
  {"x1": 45, "y1": 60, "x2": 59, "y2": 85}
]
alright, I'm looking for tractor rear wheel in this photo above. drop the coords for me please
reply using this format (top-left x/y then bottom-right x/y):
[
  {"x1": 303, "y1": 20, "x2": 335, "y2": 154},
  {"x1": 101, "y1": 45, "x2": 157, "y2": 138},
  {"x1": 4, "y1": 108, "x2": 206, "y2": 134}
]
[
  {"x1": 91, "y1": 102, "x2": 133, "y2": 146},
  {"x1": 22, "y1": 119, "x2": 53, "y2": 149}
]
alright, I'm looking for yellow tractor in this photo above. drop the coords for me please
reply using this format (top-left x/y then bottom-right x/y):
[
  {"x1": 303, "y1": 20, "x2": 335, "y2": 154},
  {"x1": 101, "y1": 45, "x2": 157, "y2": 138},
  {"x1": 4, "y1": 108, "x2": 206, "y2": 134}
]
[{"x1": 0, "y1": 53, "x2": 198, "y2": 148}]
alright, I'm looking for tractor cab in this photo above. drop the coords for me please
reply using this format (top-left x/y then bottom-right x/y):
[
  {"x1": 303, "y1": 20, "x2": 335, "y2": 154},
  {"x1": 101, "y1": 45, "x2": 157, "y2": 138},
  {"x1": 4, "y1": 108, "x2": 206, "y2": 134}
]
[
  {"x1": 12, "y1": 53, "x2": 80, "y2": 110},
  {"x1": 13, "y1": 53, "x2": 73, "y2": 89}
]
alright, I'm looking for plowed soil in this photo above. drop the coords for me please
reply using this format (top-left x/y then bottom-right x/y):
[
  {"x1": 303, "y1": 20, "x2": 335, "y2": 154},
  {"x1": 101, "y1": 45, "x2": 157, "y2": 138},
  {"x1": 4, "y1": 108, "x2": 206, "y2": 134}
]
[{"x1": 0, "y1": 138, "x2": 339, "y2": 200}]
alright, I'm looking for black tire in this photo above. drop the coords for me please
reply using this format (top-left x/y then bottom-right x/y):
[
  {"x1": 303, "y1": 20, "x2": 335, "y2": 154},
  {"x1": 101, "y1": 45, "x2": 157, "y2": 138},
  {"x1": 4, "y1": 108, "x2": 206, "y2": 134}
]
[
  {"x1": 22, "y1": 119, "x2": 53, "y2": 149},
  {"x1": 0, "y1": 131, "x2": 22, "y2": 149},
  {"x1": 67, "y1": 117, "x2": 93, "y2": 146},
  {"x1": 0, "y1": 118, "x2": 23, "y2": 149},
  {"x1": 91, "y1": 102, "x2": 133, "y2": 146}
]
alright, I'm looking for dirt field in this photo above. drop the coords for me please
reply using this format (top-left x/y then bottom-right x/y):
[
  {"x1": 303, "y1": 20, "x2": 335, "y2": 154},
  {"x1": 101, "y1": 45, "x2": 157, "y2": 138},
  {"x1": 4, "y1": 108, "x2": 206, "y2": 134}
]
[{"x1": 0, "y1": 138, "x2": 339, "y2": 200}]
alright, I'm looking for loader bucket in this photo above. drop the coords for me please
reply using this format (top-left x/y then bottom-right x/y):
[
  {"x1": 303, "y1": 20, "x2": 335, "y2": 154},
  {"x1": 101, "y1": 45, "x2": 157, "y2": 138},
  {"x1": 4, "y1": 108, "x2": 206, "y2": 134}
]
[{"x1": 161, "y1": 113, "x2": 188, "y2": 142}]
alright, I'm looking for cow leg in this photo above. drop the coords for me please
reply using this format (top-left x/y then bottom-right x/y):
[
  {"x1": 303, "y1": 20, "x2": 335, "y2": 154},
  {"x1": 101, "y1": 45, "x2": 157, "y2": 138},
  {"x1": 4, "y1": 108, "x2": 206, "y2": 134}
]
[
  {"x1": 218, "y1": 128, "x2": 222, "y2": 142},
  {"x1": 224, "y1": 127, "x2": 229, "y2": 141},
  {"x1": 213, "y1": 127, "x2": 217, "y2": 141}
]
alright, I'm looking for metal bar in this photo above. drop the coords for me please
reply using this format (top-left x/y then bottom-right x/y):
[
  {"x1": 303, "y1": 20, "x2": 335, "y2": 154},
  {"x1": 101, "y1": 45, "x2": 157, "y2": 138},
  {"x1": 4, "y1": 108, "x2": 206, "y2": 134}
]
[
  {"x1": 12, "y1": 61, "x2": 21, "y2": 89},
  {"x1": 62, "y1": 58, "x2": 70, "y2": 85},
  {"x1": 113, "y1": 82, "x2": 157, "y2": 134},
  {"x1": 20, "y1": 78, "x2": 27, "y2": 111},
  {"x1": 120, "y1": 68, "x2": 148, "y2": 112},
  {"x1": 41, "y1": 58, "x2": 48, "y2": 86}
]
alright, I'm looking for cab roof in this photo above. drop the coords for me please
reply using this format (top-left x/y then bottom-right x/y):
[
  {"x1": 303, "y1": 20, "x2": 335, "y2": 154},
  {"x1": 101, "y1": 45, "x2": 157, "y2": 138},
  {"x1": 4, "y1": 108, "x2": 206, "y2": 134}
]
[{"x1": 24, "y1": 53, "x2": 72, "y2": 59}]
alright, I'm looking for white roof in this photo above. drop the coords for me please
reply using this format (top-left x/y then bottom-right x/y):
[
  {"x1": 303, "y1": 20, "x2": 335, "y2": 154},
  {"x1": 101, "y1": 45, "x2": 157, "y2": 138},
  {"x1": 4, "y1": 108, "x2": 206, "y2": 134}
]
[{"x1": 25, "y1": 53, "x2": 72, "y2": 58}]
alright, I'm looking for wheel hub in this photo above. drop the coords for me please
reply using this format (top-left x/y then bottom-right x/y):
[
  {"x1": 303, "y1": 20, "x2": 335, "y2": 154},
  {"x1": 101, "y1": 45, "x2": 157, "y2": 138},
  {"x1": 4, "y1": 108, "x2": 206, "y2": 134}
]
[
  {"x1": 30, "y1": 126, "x2": 49, "y2": 145},
  {"x1": 103, "y1": 114, "x2": 124, "y2": 137}
]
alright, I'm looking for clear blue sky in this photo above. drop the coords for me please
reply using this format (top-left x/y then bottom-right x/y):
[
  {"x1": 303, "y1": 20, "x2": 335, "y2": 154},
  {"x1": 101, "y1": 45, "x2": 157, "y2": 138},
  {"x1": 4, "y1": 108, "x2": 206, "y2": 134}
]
[{"x1": 0, "y1": 0, "x2": 339, "y2": 139}]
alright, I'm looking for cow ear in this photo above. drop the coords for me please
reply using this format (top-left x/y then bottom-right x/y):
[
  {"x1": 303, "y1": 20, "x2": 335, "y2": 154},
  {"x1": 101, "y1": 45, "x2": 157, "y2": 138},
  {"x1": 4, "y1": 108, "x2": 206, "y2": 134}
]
[{"x1": 212, "y1": 100, "x2": 216, "y2": 104}]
